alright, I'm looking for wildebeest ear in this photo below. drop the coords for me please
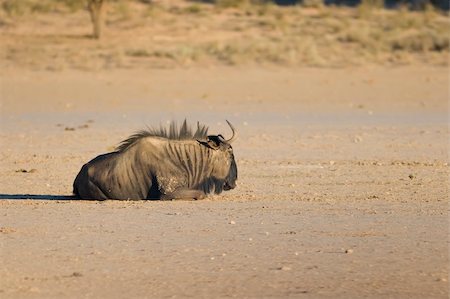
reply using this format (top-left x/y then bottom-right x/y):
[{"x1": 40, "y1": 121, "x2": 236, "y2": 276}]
[{"x1": 198, "y1": 135, "x2": 221, "y2": 150}]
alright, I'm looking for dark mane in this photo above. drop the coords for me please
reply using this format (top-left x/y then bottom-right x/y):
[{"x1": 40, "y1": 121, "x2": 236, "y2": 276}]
[{"x1": 116, "y1": 120, "x2": 209, "y2": 152}]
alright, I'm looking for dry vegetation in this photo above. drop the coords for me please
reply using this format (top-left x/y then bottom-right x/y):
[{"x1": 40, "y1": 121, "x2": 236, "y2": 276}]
[{"x1": 0, "y1": 0, "x2": 448, "y2": 70}]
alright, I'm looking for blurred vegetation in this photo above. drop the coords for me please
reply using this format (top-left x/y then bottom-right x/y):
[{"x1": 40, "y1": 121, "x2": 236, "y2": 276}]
[
  {"x1": 1, "y1": 0, "x2": 85, "y2": 15},
  {"x1": 0, "y1": 0, "x2": 448, "y2": 69},
  {"x1": 190, "y1": 0, "x2": 448, "y2": 9},
  {"x1": 1, "y1": 0, "x2": 447, "y2": 15}
]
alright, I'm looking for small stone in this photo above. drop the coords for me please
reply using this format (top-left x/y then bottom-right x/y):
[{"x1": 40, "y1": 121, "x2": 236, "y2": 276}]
[
  {"x1": 71, "y1": 272, "x2": 82, "y2": 277},
  {"x1": 353, "y1": 136, "x2": 363, "y2": 143},
  {"x1": 280, "y1": 266, "x2": 291, "y2": 271},
  {"x1": 345, "y1": 249, "x2": 354, "y2": 254},
  {"x1": 329, "y1": 160, "x2": 335, "y2": 165},
  {"x1": 408, "y1": 174, "x2": 415, "y2": 180},
  {"x1": 229, "y1": 220, "x2": 236, "y2": 225}
]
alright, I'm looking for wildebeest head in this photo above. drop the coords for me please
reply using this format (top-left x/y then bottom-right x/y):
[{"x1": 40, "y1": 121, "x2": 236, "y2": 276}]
[{"x1": 199, "y1": 120, "x2": 238, "y2": 192}]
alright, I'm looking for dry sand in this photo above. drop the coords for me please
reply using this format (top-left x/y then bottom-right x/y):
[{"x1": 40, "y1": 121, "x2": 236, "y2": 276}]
[{"x1": 0, "y1": 66, "x2": 448, "y2": 298}]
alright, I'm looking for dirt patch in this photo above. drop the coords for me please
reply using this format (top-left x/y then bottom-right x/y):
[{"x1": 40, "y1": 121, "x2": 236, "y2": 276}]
[{"x1": 0, "y1": 66, "x2": 448, "y2": 298}]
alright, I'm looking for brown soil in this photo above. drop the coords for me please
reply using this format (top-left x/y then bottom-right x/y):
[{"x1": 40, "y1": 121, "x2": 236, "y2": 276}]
[{"x1": 0, "y1": 65, "x2": 448, "y2": 298}]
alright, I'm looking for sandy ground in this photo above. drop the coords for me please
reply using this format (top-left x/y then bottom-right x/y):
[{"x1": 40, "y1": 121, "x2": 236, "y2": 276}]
[{"x1": 0, "y1": 66, "x2": 448, "y2": 298}]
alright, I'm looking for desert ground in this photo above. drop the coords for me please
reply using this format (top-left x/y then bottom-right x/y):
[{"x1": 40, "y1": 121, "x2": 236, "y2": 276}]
[{"x1": 0, "y1": 1, "x2": 449, "y2": 298}]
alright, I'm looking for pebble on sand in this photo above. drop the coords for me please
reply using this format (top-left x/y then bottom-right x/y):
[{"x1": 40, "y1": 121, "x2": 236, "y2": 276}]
[
  {"x1": 15, "y1": 169, "x2": 37, "y2": 173},
  {"x1": 353, "y1": 136, "x2": 363, "y2": 143}
]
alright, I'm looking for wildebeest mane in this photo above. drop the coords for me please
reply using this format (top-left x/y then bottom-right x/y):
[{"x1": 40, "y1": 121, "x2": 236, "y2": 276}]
[{"x1": 116, "y1": 120, "x2": 209, "y2": 152}]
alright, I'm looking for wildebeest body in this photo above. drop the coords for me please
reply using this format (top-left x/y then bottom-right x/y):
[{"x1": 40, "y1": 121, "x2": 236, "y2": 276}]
[{"x1": 73, "y1": 121, "x2": 237, "y2": 200}]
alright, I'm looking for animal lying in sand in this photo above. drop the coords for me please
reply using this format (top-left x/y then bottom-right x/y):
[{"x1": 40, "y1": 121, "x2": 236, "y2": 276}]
[{"x1": 73, "y1": 120, "x2": 238, "y2": 200}]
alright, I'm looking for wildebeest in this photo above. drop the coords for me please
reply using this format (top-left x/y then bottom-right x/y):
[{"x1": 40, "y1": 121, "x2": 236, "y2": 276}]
[{"x1": 73, "y1": 120, "x2": 238, "y2": 200}]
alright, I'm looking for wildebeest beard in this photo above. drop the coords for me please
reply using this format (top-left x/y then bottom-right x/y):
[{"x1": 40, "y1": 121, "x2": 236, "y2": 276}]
[
  {"x1": 197, "y1": 161, "x2": 237, "y2": 195},
  {"x1": 224, "y1": 158, "x2": 237, "y2": 191}
]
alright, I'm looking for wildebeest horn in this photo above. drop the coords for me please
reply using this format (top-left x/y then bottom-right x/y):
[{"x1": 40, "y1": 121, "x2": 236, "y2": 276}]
[{"x1": 225, "y1": 120, "x2": 237, "y2": 144}]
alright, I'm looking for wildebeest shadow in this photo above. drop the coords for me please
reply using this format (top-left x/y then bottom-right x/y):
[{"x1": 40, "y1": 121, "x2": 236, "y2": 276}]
[
  {"x1": 0, "y1": 194, "x2": 157, "y2": 201},
  {"x1": 0, "y1": 194, "x2": 77, "y2": 200}
]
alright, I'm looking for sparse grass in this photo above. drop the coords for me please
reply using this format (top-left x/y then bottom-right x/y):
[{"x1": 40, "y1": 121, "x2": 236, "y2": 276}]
[
  {"x1": 184, "y1": 4, "x2": 204, "y2": 14},
  {"x1": 61, "y1": 0, "x2": 86, "y2": 12},
  {"x1": 390, "y1": 30, "x2": 449, "y2": 52},
  {"x1": 126, "y1": 49, "x2": 152, "y2": 57},
  {"x1": 301, "y1": 0, "x2": 324, "y2": 8},
  {"x1": 0, "y1": 0, "x2": 87, "y2": 16},
  {"x1": 355, "y1": 0, "x2": 385, "y2": 19},
  {"x1": 210, "y1": 0, "x2": 251, "y2": 8},
  {"x1": 1, "y1": 0, "x2": 449, "y2": 70},
  {"x1": 112, "y1": 0, "x2": 132, "y2": 21},
  {"x1": 1, "y1": 0, "x2": 56, "y2": 16},
  {"x1": 141, "y1": 3, "x2": 165, "y2": 18}
]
